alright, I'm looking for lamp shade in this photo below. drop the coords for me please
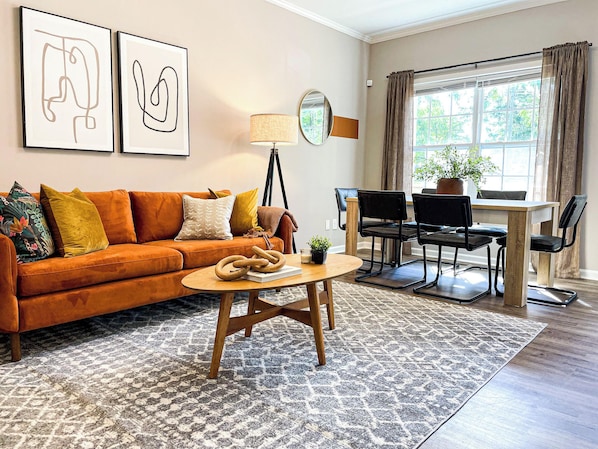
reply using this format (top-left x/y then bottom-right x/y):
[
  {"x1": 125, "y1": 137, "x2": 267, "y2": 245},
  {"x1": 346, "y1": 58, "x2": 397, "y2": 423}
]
[{"x1": 250, "y1": 114, "x2": 298, "y2": 146}]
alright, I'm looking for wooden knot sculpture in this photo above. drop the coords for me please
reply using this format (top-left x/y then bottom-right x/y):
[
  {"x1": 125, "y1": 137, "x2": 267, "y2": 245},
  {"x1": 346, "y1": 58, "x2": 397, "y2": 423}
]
[{"x1": 214, "y1": 246, "x2": 286, "y2": 281}]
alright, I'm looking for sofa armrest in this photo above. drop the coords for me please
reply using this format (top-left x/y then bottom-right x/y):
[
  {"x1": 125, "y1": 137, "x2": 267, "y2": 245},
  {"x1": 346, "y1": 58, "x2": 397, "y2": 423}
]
[
  {"x1": 276, "y1": 214, "x2": 294, "y2": 254},
  {"x1": 257, "y1": 206, "x2": 298, "y2": 255},
  {"x1": 0, "y1": 234, "x2": 19, "y2": 333}
]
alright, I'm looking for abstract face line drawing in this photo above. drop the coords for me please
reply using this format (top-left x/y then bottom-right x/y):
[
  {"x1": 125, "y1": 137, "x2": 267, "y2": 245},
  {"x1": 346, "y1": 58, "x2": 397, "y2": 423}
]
[
  {"x1": 132, "y1": 60, "x2": 179, "y2": 133},
  {"x1": 20, "y1": 7, "x2": 113, "y2": 152},
  {"x1": 36, "y1": 29, "x2": 100, "y2": 144}
]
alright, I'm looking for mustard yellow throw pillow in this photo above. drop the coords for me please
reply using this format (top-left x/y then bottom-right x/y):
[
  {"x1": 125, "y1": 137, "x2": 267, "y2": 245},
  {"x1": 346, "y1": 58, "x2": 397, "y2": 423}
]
[
  {"x1": 40, "y1": 184, "x2": 109, "y2": 257},
  {"x1": 209, "y1": 188, "x2": 259, "y2": 235}
]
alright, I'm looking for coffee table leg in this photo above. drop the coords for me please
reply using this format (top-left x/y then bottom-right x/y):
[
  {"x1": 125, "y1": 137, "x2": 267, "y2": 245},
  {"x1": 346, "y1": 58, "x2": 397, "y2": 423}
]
[
  {"x1": 306, "y1": 282, "x2": 326, "y2": 366},
  {"x1": 245, "y1": 290, "x2": 259, "y2": 337},
  {"x1": 323, "y1": 279, "x2": 335, "y2": 330},
  {"x1": 209, "y1": 292, "x2": 234, "y2": 379}
]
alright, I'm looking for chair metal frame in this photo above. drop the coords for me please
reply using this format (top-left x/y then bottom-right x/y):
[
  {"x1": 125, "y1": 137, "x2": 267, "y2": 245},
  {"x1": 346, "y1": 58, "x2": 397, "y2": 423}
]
[
  {"x1": 354, "y1": 190, "x2": 426, "y2": 289},
  {"x1": 495, "y1": 194, "x2": 587, "y2": 307},
  {"x1": 412, "y1": 194, "x2": 493, "y2": 303}
]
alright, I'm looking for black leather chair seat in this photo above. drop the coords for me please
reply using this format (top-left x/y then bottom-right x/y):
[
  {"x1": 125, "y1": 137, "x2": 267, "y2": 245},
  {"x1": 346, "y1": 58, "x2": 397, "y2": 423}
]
[
  {"x1": 457, "y1": 225, "x2": 507, "y2": 237},
  {"x1": 361, "y1": 223, "x2": 418, "y2": 241},
  {"x1": 403, "y1": 221, "x2": 448, "y2": 232},
  {"x1": 359, "y1": 220, "x2": 385, "y2": 232},
  {"x1": 496, "y1": 234, "x2": 563, "y2": 252},
  {"x1": 530, "y1": 234, "x2": 568, "y2": 252},
  {"x1": 419, "y1": 232, "x2": 492, "y2": 250}
]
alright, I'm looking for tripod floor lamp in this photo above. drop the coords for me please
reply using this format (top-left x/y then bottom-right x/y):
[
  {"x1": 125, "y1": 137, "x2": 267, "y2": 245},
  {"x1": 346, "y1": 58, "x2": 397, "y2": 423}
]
[{"x1": 249, "y1": 114, "x2": 298, "y2": 209}]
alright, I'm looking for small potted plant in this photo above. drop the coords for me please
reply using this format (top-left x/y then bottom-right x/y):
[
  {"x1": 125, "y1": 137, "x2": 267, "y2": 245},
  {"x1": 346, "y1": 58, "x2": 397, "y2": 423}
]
[
  {"x1": 414, "y1": 145, "x2": 498, "y2": 194},
  {"x1": 307, "y1": 235, "x2": 332, "y2": 264}
]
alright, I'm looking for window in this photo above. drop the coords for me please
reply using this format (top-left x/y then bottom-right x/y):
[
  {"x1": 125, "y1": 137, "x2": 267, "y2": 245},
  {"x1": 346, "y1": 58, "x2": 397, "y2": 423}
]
[{"x1": 412, "y1": 63, "x2": 541, "y2": 193}]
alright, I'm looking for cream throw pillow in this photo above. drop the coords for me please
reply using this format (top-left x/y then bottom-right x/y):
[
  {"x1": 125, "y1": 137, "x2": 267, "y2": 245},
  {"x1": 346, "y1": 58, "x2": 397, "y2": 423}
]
[{"x1": 175, "y1": 194, "x2": 235, "y2": 241}]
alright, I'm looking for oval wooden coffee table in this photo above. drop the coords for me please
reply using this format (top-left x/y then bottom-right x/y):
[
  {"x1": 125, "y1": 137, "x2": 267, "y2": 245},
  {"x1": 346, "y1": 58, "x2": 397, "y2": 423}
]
[{"x1": 182, "y1": 253, "x2": 362, "y2": 378}]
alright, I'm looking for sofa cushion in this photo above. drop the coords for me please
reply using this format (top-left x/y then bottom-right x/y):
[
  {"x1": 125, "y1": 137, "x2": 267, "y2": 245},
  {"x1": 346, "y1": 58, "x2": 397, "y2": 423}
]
[
  {"x1": 17, "y1": 243, "x2": 183, "y2": 297},
  {"x1": 147, "y1": 235, "x2": 284, "y2": 269},
  {"x1": 129, "y1": 191, "x2": 230, "y2": 243},
  {"x1": 210, "y1": 188, "x2": 259, "y2": 235},
  {"x1": 0, "y1": 181, "x2": 55, "y2": 263},
  {"x1": 85, "y1": 190, "x2": 137, "y2": 244},
  {"x1": 40, "y1": 185, "x2": 109, "y2": 257}
]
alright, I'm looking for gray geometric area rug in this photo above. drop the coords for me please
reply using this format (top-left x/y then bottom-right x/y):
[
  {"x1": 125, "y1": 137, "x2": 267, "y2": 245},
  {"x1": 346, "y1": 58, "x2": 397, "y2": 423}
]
[{"x1": 0, "y1": 281, "x2": 546, "y2": 449}]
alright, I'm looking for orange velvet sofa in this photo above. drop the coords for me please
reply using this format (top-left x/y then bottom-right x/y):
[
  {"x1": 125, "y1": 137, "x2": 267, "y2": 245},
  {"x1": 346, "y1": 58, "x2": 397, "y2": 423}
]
[{"x1": 0, "y1": 189, "x2": 295, "y2": 361}]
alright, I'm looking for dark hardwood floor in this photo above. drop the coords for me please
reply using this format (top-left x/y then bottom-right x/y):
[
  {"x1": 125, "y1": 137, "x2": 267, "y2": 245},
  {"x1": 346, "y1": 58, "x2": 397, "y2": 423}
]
[{"x1": 338, "y1": 253, "x2": 598, "y2": 449}]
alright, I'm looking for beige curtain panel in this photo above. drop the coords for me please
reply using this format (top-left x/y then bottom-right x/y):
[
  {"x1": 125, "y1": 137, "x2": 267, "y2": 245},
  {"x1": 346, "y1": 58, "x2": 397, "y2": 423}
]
[
  {"x1": 534, "y1": 41, "x2": 589, "y2": 278},
  {"x1": 382, "y1": 70, "x2": 414, "y2": 192}
]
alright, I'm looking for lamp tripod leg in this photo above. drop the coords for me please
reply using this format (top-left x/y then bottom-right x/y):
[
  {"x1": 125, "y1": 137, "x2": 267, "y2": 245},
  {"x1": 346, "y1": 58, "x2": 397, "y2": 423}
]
[
  {"x1": 262, "y1": 149, "x2": 276, "y2": 206},
  {"x1": 274, "y1": 152, "x2": 289, "y2": 211}
]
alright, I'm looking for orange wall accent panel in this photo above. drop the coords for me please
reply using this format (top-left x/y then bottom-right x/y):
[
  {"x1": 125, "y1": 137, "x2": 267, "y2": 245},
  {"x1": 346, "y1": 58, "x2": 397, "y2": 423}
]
[{"x1": 330, "y1": 116, "x2": 359, "y2": 139}]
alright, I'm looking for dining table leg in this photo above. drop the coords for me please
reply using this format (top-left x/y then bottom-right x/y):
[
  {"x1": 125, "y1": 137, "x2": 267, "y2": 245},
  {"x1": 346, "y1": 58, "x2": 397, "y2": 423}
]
[
  {"x1": 503, "y1": 210, "x2": 532, "y2": 307},
  {"x1": 536, "y1": 215, "x2": 558, "y2": 286},
  {"x1": 345, "y1": 197, "x2": 358, "y2": 256}
]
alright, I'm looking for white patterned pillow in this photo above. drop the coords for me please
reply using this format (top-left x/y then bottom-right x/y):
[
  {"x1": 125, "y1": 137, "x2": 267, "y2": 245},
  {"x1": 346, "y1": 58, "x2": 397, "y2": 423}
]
[{"x1": 175, "y1": 194, "x2": 235, "y2": 241}]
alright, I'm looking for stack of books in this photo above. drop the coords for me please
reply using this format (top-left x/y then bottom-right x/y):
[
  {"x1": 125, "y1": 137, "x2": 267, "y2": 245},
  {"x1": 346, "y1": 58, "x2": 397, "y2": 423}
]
[{"x1": 243, "y1": 265, "x2": 302, "y2": 283}]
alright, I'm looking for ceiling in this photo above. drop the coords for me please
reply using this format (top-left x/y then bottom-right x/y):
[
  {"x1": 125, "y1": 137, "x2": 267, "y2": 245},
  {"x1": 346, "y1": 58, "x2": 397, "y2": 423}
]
[{"x1": 267, "y1": 0, "x2": 567, "y2": 43}]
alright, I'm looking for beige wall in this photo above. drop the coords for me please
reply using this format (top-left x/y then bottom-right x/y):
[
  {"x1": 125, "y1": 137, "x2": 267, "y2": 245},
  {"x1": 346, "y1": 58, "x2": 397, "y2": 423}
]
[
  {"x1": 365, "y1": 0, "x2": 598, "y2": 277},
  {"x1": 0, "y1": 0, "x2": 369, "y2": 250}
]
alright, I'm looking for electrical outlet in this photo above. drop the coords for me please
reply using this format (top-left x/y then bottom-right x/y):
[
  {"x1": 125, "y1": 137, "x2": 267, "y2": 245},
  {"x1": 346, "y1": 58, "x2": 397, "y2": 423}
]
[
  {"x1": 332, "y1": 219, "x2": 338, "y2": 230},
  {"x1": 325, "y1": 219, "x2": 331, "y2": 230}
]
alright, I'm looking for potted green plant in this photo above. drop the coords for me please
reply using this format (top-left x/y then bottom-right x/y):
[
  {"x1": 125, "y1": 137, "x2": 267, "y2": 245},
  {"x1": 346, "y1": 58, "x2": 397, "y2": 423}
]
[
  {"x1": 307, "y1": 235, "x2": 332, "y2": 264},
  {"x1": 414, "y1": 145, "x2": 499, "y2": 194}
]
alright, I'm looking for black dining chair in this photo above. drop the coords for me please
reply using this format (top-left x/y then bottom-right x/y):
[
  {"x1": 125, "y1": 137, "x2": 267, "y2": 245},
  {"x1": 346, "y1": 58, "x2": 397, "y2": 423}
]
[
  {"x1": 354, "y1": 190, "x2": 425, "y2": 289},
  {"x1": 412, "y1": 194, "x2": 493, "y2": 303},
  {"x1": 495, "y1": 194, "x2": 587, "y2": 306}
]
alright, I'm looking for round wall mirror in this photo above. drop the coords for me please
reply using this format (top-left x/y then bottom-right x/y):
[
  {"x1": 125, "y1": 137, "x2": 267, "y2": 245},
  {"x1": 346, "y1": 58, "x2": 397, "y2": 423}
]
[{"x1": 299, "y1": 90, "x2": 333, "y2": 145}]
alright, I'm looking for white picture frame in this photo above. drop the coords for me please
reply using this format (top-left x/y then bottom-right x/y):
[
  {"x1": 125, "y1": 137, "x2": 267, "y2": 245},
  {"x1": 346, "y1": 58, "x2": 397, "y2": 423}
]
[
  {"x1": 117, "y1": 32, "x2": 190, "y2": 156},
  {"x1": 20, "y1": 7, "x2": 114, "y2": 152}
]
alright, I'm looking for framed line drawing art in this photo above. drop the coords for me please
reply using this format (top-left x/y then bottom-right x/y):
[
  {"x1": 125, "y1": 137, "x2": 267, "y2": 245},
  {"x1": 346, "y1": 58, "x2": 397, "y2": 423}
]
[
  {"x1": 117, "y1": 32, "x2": 190, "y2": 156},
  {"x1": 20, "y1": 7, "x2": 114, "y2": 152}
]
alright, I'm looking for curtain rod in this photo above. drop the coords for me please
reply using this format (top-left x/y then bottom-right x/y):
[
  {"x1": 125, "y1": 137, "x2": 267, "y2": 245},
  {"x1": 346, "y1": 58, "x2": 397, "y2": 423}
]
[{"x1": 388, "y1": 42, "x2": 593, "y2": 77}]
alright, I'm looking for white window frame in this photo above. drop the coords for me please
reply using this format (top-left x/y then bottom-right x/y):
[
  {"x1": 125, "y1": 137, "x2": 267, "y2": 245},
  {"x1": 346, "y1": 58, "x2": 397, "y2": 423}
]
[{"x1": 412, "y1": 58, "x2": 542, "y2": 195}]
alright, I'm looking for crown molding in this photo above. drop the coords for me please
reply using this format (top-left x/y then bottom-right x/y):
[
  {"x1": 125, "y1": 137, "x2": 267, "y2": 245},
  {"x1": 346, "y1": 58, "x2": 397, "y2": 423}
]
[
  {"x1": 266, "y1": 0, "x2": 372, "y2": 43},
  {"x1": 267, "y1": 0, "x2": 567, "y2": 45},
  {"x1": 369, "y1": 0, "x2": 568, "y2": 44}
]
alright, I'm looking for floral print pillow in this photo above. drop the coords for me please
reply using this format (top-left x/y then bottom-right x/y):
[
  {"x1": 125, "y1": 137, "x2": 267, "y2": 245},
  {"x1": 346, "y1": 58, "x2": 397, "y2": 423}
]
[{"x1": 0, "y1": 182, "x2": 55, "y2": 263}]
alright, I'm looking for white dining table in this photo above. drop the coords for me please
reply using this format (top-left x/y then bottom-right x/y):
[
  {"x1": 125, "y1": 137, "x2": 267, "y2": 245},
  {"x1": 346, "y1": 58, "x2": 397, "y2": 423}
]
[{"x1": 344, "y1": 196, "x2": 560, "y2": 307}]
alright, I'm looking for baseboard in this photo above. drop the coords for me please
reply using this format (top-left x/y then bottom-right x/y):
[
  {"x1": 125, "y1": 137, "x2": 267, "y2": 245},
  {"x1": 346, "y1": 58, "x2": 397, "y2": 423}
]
[{"x1": 580, "y1": 269, "x2": 598, "y2": 281}]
